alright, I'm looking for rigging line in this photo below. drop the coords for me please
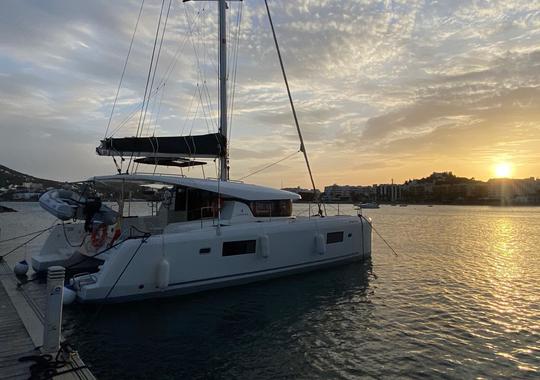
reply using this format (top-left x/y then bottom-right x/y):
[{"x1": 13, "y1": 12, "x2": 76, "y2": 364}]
[
  {"x1": 228, "y1": 1, "x2": 243, "y2": 141},
  {"x1": 103, "y1": 0, "x2": 144, "y2": 138},
  {"x1": 87, "y1": 235, "x2": 150, "y2": 325},
  {"x1": 134, "y1": 0, "x2": 166, "y2": 139},
  {"x1": 109, "y1": 83, "x2": 165, "y2": 137},
  {"x1": 139, "y1": 0, "x2": 173, "y2": 139},
  {"x1": 127, "y1": 0, "x2": 167, "y2": 174},
  {"x1": 184, "y1": 6, "x2": 217, "y2": 131},
  {"x1": 0, "y1": 225, "x2": 57, "y2": 244},
  {"x1": 195, "y1": 79, "x2": 212, "y2": 133},
  {"x1": 264, "y1": 0, "x2": 325, "y2": 216},
  {"x1": 152, "y1": 81, "x2": 166, "y2": 136},
  {"x1": 188, "y1": 93, "x2": 201, "y2": 135},
  {"x1": 136, "y1": 0, "x2": 172, "y2": 175},
  {"x1": 180, "y1": 85, "x2": 198, "y2": 135},
  {"x1": 0, "y1": 224, "x2": 58, "y2": 260},
  {"x1": 194, "y1": 8, "x2": 218, "y2": 131},
  {"x1": 358, "y1": 215, "x2": 399, "y2": 257},
  {"x1": 137, "y1": 5, "x2": 201, "y2": 124},
  {"x1": 237, "y1": 150, "x2": 300, "y2": 181},
  {"x1": 202, "y1": 78, "x2": 218, "y2": 131},
  {"x1": 104, "y1": 0, "x2": 146, "y2": 139}
]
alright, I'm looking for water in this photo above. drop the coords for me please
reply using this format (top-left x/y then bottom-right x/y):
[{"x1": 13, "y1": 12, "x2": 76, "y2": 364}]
[{"x1": 1, "y1": 202, "x2": 539, "y2": 379}]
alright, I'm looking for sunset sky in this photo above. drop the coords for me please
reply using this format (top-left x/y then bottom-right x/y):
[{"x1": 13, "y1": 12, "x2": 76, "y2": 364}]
[{"x1": 0, "y1": 0, "x2": 539, "y2": 188}]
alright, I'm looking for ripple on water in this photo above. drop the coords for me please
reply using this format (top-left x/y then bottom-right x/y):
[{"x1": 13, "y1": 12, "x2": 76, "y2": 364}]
[{"x1": 1, "y1": 204, "x2": 540, "y2": 379}]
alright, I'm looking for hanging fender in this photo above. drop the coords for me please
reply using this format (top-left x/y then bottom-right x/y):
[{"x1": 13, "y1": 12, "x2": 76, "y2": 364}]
[
  {"x1": 315, "y1": 233, "x2": 326, "y2": 255},
  {"x1": 156, "y1": 257, "x2": 170, "y2": 289},
  {"x1": 259, "y1": 234, "x2": 270, "y2": 258}
]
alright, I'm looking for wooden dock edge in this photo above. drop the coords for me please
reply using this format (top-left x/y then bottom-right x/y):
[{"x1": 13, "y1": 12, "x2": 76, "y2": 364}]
[{"x1": 0, "y1": 260, "x2": 96, "y2": 379}]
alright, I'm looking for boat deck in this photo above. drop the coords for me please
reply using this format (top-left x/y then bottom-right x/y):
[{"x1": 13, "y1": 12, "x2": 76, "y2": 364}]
[{"x1": 0, "y1": 259, "x2": 95, "y2": 380}]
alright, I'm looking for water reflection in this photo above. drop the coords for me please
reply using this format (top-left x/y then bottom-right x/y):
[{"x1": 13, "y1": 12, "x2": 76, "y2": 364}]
[
  {"x1": 64, "y1": 260, "x2": 374, "y2": 379},
  {"x1": 2, "y1": 203, "x2": 539, "y2": 378}
]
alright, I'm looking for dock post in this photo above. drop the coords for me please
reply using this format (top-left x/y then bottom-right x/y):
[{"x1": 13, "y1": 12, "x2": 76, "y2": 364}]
[{"x1": 43, "y1": 266, "x2": 65, "y2": 354}]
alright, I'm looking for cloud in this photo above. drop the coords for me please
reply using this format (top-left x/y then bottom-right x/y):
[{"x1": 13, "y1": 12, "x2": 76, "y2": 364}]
[{"x1": 0, "y1": 0, "x2": 539, "y2": 187}]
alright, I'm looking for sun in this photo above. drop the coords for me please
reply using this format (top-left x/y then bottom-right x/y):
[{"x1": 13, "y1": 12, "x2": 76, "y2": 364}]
[{"x1": 494, "y1": 163, "x2": 512, "y2": 178}]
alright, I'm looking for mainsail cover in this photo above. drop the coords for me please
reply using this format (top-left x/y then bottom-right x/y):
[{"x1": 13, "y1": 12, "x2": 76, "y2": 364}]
[
  {"x1": 133, "y1": 157, "x2": 206, "y2": 167},
  {"x1": 96, "y1": 133, "x2": 226, "y2": 158}
]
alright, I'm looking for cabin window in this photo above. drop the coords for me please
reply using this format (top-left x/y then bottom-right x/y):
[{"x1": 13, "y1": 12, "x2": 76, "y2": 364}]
[
  {"x1": 249, "y1": 200, "x2": 292, "y2": 217},
  {"x1": 174, "y1": 188, "x2": 187, "y2": 211},
  {"x1": 186, "y1": 188, "x2": 220, "y2": 221},
  {"x1": 199, "y1": 248, "x2": 211, "y2": 254},
  {"x1": 222, "y1": 240, "x2": 257, "y2": 256},
  {"x1": 327, "y1": 232, "x2": 344, "y2": 244}
]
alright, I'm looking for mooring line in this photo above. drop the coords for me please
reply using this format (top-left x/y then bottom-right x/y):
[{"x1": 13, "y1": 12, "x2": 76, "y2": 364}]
[
  {"x1": 0, "y1": 226, "x2": 57, "y2": 261},
  {"x1": 359, "y1": 215, "x2": 399, "y2": 257}
]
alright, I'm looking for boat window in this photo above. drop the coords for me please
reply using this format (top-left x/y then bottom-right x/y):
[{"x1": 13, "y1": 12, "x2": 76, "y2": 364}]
[
  {"x1": 199, "y1": 248, "x2": 211, "y2": 254},
  {"x1": 326, "y1": 232, "x2": 344, "y2": 244},
  {"x1": 249, "y1": 200, "x2": 292, "y2": 217},
  {"x1": 186, "y1": 188, "x2": 220, "y2": 221},
  {"x1": 222, "y1": 240, "x2": 257, "y2": 256},
  {"x1": 174, "y1": 188, "x2": 187, "y2": 211}
]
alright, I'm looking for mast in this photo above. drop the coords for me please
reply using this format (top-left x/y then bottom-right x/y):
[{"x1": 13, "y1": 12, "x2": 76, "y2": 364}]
[{"x1": 218, "y1": 0, "x2": 228, "y2": 181}]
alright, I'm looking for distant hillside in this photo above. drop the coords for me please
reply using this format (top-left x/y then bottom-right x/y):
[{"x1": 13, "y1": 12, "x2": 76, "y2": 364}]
[{"x1": 0, "y1": 164, "x2": 63, "y2": 189}]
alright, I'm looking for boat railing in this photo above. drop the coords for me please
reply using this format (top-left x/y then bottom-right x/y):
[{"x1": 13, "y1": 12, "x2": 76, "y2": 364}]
[
  {"x1": 134, "y1": 172, "x2": 187, "y2": 178},
  {"x1": 204, "y1": 177, "x2": 245, "y2": 184},
  {"x1": 199, "y1": 206, "x2": 216, "y2": 229}
]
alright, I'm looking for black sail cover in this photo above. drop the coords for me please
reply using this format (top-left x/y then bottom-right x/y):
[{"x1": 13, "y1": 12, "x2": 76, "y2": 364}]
[{"x1": 96, "y1": 133, "x2": 226, "y2": 158}]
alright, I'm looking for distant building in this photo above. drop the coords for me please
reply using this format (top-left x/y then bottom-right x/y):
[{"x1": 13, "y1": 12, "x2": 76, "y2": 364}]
[
  {"x1": 373, "y1": 184, "x2": 402, "y2": 202},
  {"x1": 12, "y1": 192, "x2": 41, "y2": 200},
  {"x1": 22, "y1": 182, "x2": 43, "y2": 191},
  {"x1": 282, "y1": 186, "x2": 320, "y2": 202},
  {"x1": 487, "y1": 177, "x2": 540, "y2": 203},
  {"x1": 322, "y1": 184, "x2": 373, "y2": 202}
]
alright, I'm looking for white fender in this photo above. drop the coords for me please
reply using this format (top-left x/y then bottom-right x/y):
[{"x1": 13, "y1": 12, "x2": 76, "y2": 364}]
[
  {"x1": 14, "y1": 260, "x2": 29, "y2": 276},
  {"x1": 315, "y1": 234, "x2": 326, "y2": 255},
  {"x1": 156, "y1": 257, "x2": 170, "y2": 289},
  {"x1": 259, "y1": 234, "x2": 270, "y2": 258}
]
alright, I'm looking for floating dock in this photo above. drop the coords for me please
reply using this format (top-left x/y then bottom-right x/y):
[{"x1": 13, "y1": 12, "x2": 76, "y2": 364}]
[{"x1": 0, "y1": 259, "x2": 95, "y2": 379}]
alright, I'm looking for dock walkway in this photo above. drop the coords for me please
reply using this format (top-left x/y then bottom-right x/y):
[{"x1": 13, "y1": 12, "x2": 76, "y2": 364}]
[{"x1": 0, "y1": 260, "x2": 95, "y2": 379}]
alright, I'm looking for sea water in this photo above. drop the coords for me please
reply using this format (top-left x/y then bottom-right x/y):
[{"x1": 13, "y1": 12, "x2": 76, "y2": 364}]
[{"x1": 1, "y1": 202, "x2": 539, "y2": 379}]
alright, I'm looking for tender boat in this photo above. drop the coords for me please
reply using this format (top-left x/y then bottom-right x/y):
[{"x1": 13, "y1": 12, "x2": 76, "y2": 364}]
[{"x1": 31, "y1": 0, "x2": 372, "y2": 303}]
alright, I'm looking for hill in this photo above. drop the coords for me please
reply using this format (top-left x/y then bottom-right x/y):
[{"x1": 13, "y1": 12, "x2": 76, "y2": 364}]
[{"x1": 0, "y1": 164, "x2": 63, "y2": 189}]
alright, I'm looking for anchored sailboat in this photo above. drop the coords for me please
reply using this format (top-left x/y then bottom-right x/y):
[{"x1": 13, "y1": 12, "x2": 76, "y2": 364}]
[{"x1": 32, "y1": 0, "x2": 372, "y2": 303}]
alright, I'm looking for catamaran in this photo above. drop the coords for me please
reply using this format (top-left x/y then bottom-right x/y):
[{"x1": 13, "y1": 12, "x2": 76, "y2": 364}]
[{"x1": 31, "y1": 0, "x2": 372, "y2": 303}]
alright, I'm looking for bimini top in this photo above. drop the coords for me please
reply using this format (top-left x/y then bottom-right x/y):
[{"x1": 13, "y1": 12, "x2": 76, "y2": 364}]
[{"x1": 90, "y1": 174, "x2": 301, "y2": 201}]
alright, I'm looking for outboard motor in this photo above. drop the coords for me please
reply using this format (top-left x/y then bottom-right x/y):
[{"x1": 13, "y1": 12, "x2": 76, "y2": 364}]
[{"x1": 84, "y1": 197, "x2": 102, "y2": 232}]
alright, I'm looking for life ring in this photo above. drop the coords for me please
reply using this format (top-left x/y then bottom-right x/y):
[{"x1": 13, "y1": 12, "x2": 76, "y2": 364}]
[{"x1": 91, "y1": 224, "x2": 108, "y2": 248}]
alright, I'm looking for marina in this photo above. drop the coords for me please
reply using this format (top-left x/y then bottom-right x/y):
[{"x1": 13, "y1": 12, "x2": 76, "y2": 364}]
[{"x1": 1, "y1": 0, "x2": 539, "y2": 379}]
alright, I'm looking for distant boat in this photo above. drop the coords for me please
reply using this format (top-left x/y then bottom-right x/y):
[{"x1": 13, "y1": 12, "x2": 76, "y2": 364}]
[
  {"x1": 356, "y1": 202, "x2": 380, "y2": 209},
  {"x1": 427, "y1": 205, "x2": 433, "y2": 207},
  {"x1": 399, "y1": 204, "x2": 408, "y2": 207}
]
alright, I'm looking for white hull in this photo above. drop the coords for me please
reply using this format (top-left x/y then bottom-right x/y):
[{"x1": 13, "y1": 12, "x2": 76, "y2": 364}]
[
  {"x1": 74, "y1": 215, "x2": 370, "y2": 303},
  {"x1": 34, "y1": 215, "x2": 371, "y2": 303},
  {"x1": 85, "y1": 250, "x2": 364, "y2": 303},
  {"x1": 33, "y1": 176, "x2": 372, "y2": 304}
]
